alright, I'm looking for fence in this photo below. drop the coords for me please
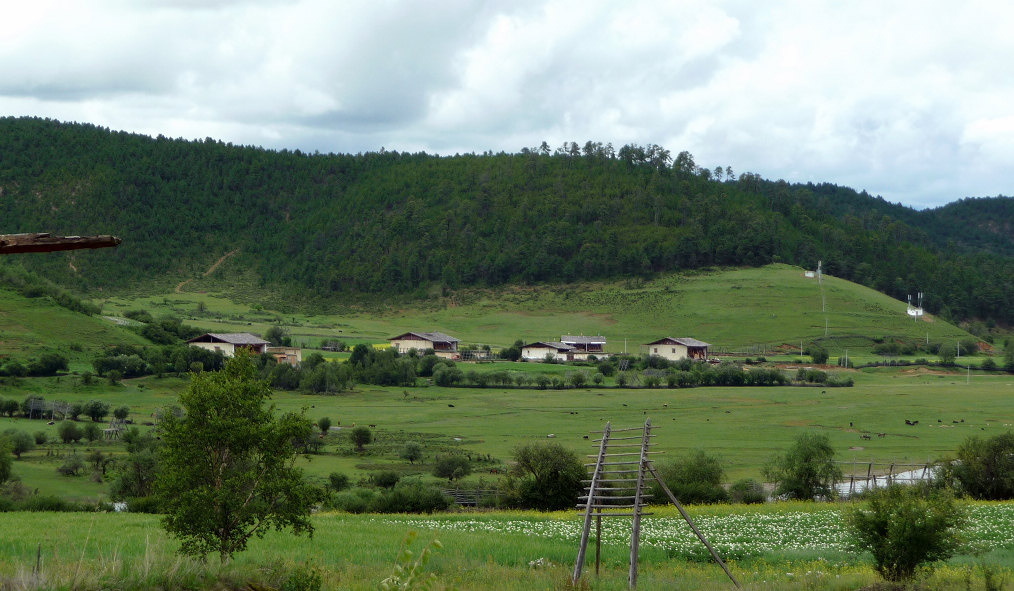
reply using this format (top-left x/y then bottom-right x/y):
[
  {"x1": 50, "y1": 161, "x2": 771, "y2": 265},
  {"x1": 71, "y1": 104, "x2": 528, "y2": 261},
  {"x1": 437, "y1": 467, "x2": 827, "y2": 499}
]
[{"x1": 835, "y1": 460, "x2": 936, "y2": 498}]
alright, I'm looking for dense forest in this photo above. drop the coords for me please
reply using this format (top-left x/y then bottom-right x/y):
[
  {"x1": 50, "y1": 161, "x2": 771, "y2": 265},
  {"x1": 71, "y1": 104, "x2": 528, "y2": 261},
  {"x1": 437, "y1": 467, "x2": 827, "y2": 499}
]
[{"x1": 0, "y1": 116, "x2": 1011, "y2": 324}]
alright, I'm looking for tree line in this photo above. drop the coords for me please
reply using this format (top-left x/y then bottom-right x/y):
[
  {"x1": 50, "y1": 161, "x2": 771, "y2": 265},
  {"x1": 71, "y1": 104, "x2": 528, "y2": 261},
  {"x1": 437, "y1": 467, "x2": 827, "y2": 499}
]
[{"x1": 1, "y1": 117, "x2": 1011, "y2": 324}]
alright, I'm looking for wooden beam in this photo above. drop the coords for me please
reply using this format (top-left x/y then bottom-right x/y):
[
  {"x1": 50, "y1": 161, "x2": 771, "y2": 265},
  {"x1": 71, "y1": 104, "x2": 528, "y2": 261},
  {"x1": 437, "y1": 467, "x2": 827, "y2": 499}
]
[{"x1": 0, "y1": 233, "x2": 121, "y2": 254}]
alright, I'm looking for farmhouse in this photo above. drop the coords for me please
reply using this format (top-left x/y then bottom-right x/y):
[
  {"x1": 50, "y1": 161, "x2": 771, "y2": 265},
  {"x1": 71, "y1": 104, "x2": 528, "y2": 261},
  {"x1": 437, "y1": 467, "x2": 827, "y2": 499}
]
[
  {"x1": 268, "y1": 346, "x2": 302, "y2": 367},
  {"x1": 389, "y1": 331, "x2": 460, "y2": 359},
  {"x1": 560, "y1": 335, "x2": 607, "y2": 360},
  {"x1": 645, "y1": 337, "x2": 710, "y2": 361},
  {"x1": 187, "y1": 333, "x2": 270, "y2": 356},
  {"x1": 521, "y1": 341, "x2": 576, "y2": 362}
]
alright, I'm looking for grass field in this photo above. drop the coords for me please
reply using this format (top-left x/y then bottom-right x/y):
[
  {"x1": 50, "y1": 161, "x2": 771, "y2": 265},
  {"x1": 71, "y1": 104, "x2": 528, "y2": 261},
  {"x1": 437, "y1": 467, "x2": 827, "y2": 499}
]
[
  {"x1": 1, "y1": 503, "x2": 1012, "y2": 590},
  {"x1": 4, "y1": 365, "x2": 1013, "y2": 495}
]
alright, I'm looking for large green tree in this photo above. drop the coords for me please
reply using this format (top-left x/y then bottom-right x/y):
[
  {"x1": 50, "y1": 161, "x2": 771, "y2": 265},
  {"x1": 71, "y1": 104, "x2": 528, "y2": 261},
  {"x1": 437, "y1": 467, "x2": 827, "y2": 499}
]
[
  {"x1": 764, "y1": 432, "x2": 842, "y2": 500},
  {"x1": 507, "y1": 442, "x2": 587, "y2": 511},
  {"x1": 156, "y1": 352, "x2": 322, "y2": 563}
]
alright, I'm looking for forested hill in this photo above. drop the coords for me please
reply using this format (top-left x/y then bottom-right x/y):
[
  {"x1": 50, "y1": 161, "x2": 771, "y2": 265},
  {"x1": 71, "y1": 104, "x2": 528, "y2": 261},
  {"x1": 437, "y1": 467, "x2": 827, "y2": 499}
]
[{"x1": 1, "y1": 116, "x2": 1011, "y2": 324}]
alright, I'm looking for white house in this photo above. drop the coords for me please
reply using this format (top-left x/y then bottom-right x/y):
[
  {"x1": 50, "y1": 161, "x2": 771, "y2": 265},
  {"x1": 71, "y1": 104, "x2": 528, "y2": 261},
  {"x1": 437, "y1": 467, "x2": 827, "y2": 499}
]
[
  {"x1": 389, "y1": 331, "x2": 460, "y2": 359},
  {"x1": 187, "y1": 333, "x2": 270, "y2": 357},
  {"x1": 644, "y1": 337, "x2": 710, "y2": 361},
  {"x1": 521, "y1": 341, "x2": 576, "y2": 362}
]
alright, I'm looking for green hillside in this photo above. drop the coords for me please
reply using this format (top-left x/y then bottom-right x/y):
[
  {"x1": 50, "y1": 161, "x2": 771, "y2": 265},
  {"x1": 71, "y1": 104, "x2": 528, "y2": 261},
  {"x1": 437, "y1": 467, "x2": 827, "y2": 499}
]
[
  {"x1": 1, "y1": 117, "x2": 1011, "y2": 325},
  {"x1": 104, "y1": 264, "x2": 973, "y2": 358},
  {"x1": 0, "y1": 287, "x2": 148, "y2": 367}
]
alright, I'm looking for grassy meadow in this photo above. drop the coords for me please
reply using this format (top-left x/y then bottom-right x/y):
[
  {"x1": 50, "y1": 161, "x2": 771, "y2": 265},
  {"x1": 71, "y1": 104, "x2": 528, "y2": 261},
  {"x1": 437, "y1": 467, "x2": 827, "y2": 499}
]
[
  {"x1": 2, "y1": 503, "x2": 1014, "y2": 590},
  {"x1": 2, "y1": 263, "x2": 1012, "y2": 590}
]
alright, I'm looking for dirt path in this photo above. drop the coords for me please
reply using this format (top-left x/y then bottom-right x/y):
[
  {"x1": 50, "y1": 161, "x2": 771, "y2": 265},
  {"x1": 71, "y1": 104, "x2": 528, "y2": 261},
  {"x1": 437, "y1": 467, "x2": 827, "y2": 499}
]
[{"x1": 174, "y1": 249, "x2": 239, "y2": 293}]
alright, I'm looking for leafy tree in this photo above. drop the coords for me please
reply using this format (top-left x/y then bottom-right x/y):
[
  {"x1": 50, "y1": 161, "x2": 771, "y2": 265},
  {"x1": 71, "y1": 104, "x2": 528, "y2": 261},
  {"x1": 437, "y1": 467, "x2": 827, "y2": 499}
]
[
  {"x1": 764, "y1": 432, "x2": 841, "y2": 500},
  {"x1": 649, "y1": 450, "x2": 729, "y2": 505},
  {"x1": 57, "y1": 421, "x2": 83, "y2": 444},
  {"x1": 32, "y1": 431, "x2": 47, "y2": 445},
  {"x1": 317, "y1": 416, "x2": 332, "y2": 436},
  {"x1": 83, "y1": 423, "x2": 101, "y2": 442},
  {"x1": 805, "y1": 344, "x2": 829, "y2": 364},
  {"x1": 374, "y1": 471, "x2": 400, "y2": 489},
  {"x1": 27, "y1": 352, "x2": 68, "y2": 376},
  {"x1": 400, "y1": 442, "x2": 423, "y2": 465},
  {"x1": 2, "y1": 430, "x2": 34, "y2": 459},
  {"x1": 326, "y1": 472, "x2": 350, "y2": 493},
  {"x1": 264, "y1": 326, "x2": 291, "y2": 347},
  {"x1": 83, "y1": 399, "x2": 111, "y2": 422},
  {"x1": 350, "y1": 426, "x2": 372, "y2": 452},
  {"x1": 433, "y1": 455, "x2": 471, "y2": 482},
  {"x1": 107, "y1": 370, "x2": 123, "y2": 386},
  {"x1": 846, "y1": 485, "x2": 965, "y2": 582},
  {"x1": 0, "y1": 399, "x2": 19, "y2": 417},
  {"x1": 57, "y1": 455, "x2": 85, "y2": 476},
  {"x1": 507, "y1": 442, "x2": 586, "y2": 511},
  {"x1": 156, "y1": 352, "x2": 323, "y2": 563},
  {"x1": 113, "y1": 406, "x2": 130, "y2": 421},
  {"x1": 946, "y1": 431, "x2": 1014, "y2": 499},
  {"x1": 0, "y1": 436, "x2": 12, "y2": 484}
]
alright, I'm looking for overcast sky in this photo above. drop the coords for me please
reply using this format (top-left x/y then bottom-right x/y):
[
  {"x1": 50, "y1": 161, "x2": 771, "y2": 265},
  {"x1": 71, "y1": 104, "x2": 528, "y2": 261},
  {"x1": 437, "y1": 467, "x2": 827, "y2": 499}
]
[{"x1": 3, "y1": 0, "x2": 1011, "y2": 209}]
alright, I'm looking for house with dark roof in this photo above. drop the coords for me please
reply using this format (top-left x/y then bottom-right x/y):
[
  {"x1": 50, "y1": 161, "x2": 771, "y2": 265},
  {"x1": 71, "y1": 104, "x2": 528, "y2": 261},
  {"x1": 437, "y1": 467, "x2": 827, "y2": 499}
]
[
  {"x1": 521, "y1": 341, "x2": 576, "y2": 362},
  {"x1": 389, "y1": 331, "x2": 460, "y2": 359},
  {"x1": 645, "y1": 337, "x2": 710, "y2": 361},
  {"x1": 560, "y1": 335, "x2": 607, "y2": 360},
  {"x1": 187, "y1": 333, "x2": 270, "y2": 357}
]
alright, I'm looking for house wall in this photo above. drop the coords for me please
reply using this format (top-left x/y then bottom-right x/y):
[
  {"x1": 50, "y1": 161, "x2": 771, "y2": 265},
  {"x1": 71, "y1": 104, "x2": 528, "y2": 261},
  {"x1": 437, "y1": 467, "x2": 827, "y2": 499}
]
[
  {"x1": 522, "y1": 346, "x2": 569, "y2": 361},
  {"x1": 390, "y1": 337, "x2": 431, "y2": 354},
  {"x1": 190, "y1": 342, "x2": 236, "y2": 357},
  {"x1": 649, "y1": 343, "x2": 690, "y2": 361}
]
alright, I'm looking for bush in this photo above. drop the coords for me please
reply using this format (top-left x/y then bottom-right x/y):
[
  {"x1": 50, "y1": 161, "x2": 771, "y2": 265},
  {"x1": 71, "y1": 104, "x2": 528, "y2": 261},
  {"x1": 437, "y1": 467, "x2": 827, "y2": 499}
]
[
  {"x1": 400, "y1": 442, "x2": 423, "y2": 464},
  {"x1": 947, "y1": 431, "x2": 1014, "y2": 499},
  {"x1": 729, "y1": 478, "x2": 766, "y2": 504},
  {"x1": 433, "y1": 455, "x2": 471, "y2": 482},
  {"x1": 57, "y1": 455, "x2": 85, "y2": 476},
  {"x1": 317, "y1": 417, "x2": 332, "y2": 435},
  {"x1": 328, "y1": 488, "x2": 375, "y2": 513},
  {"x1": 350, "y1": 425, "x2": 372, "y2": 452},
  {"x1": 57, "y1": 421, "x2": 83, "y2": 444},
  {"x1": 506, "y1": 442, "x2": 586, "y2": 511},
  {"x1": 373, "y1": 471, "x2": 401, "y2": 489},
  {"x1": 83, "y1": 399, "x2": 110, "y2": 422},
  {"x1": 0, "y1": 438, "x2": 12, "y2": 484},
  {"x1": 649, "y1": 450, "x2": 729, "y2": 505},
  {"x1": 764, "y1": 432, "x2": 841, "y2": 500},
  {"x1": 326, "y1": 472, "x2": 350, "y2": 493},
  {"x1": 83, "y1": 423, "x2": 101, "y2": 442},
  {"x1": 846, "y1": 485, "x2": 966, "y2": 582},
  {"x1": 805, "y1": 344, "x2": 829, "y2": 364},
  {"x1": 27, "y1": 353, "x2": 69, "y2": 376},
  {"x1": 3, "y1": 430, "x2": 35, "y2": 459},
  {"x1": 32, "y1": 431, "x2": 47, "y2": 446},
  {"x1": 367, "y1": 481, "x2": 453, "y2": 513}
]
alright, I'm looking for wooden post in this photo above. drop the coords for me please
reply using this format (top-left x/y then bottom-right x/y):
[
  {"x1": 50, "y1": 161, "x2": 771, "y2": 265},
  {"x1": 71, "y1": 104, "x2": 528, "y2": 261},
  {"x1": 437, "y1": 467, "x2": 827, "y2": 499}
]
[{"x1": 0, "y1": 233, "x2": 121, "y2": 254}]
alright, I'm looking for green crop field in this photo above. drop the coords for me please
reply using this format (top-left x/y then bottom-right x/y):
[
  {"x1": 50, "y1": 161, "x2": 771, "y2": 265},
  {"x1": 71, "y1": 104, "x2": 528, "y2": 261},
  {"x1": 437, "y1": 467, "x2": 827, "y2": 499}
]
[{"x1": 1, "y1": 503, "x2": 1012, "y2": 590}]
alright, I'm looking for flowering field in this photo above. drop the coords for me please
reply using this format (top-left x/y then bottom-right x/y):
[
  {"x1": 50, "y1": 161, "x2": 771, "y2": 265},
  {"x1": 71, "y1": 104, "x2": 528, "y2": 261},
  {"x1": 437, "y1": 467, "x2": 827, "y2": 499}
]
[{"x1": 376, "y1": 502, "x2": 1014, "y2": 562}]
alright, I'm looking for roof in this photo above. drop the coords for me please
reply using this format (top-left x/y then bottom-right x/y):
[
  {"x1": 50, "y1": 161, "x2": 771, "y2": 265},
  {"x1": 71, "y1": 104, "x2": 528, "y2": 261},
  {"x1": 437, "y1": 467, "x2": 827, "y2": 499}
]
[
  {"x1": 522, "y1": 341, "x2": 575, "y2": 351},
  {"x1": 187, "y1": 333, "x2": 270, "y2": 346},
  {"x1": 645, "y1": 337, "x2": 710, "y2": 347},
  {"x1": 560, "y1": 335, "x2": 607, "y2": 344},
  {"x1": 389, "y1": 331, "x2": 460, "y2": 344}
]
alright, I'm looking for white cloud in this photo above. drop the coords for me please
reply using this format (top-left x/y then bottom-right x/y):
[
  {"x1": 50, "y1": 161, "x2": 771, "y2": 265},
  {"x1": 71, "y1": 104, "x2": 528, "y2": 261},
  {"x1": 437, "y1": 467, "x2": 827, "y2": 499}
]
[{"x1": 0, "y1": 0, "x2": 1011, "y2": 207}]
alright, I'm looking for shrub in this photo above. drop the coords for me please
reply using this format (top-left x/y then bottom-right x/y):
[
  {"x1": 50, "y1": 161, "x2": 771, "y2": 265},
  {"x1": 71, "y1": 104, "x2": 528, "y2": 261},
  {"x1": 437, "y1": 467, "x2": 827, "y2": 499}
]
[
  {"x1": 649, "y1": 450, "x2": 729, "y2": 505},
  {"x1": 0, "y1": 399, "x2": 18, "y2": 417},
  {"x1": 350, "y1": 426, "x2": 372, "y2": 452},
  {"x1": 729, "y1": 478, "x2": 766, "y2": 504},
  {"x1": 83, "y1": 423, "x2": 101, "y2": 442},
  {"x1": 3, "y1": 430, "x2": 35, "y2": 459},
  {"x1": 846, "y1": 485, "x2": 966, "y2": 582},
  {"x1": 317, "y1": 417, "x2": 332, "y2": 435},
  {"x1": 805, "y1": 344, "x2": 829, "y2": 364},
  {"x1": 57, "y1": 455, "x2": 85, "y2": 476},
  {"x1": 328, "y1": 488, "x2": 375, "y2": 513},
  {"x1": 113, "y1": 406, "x2": 130, "y2": 421},
  {"x1": 400, "y1": 442, "x2": 423, "y2": 464},
  {"x1": 373, "y1": 471, "x2": 401, "y2": 489},
  {"x1": 947, "y1": 431, "x2": 1014, "y2": 500},
  {"x1": 368, "y1": 481, "x2": 452, "y2": 513},
  {"x1": 32, "y1": 431, "x2": 47, "y2": 446},
  {"x1": 327, "y1": 472, "x2": 351, "y2": 493},
  {"x1": 506, "y1": 442, "x2": 586, "y2": 511},
  {"x1": 0, "y1": 438, "x2": 12, "y2": 484},
  {"x1": 83, "y1": 400, "x2": 110, "y2": 422},
  {"x1": 57, "y1": 421, "x2": 83, "y2": 444},
  {"x1": 764, "y1": 432, "x2": 841, "y2": 500},
  {"x1": 27, "y1": 353, "x2": 69, "y2": 376},
  {"x1": 433, "y1": 456, "x2": 471, "y2": 482}
]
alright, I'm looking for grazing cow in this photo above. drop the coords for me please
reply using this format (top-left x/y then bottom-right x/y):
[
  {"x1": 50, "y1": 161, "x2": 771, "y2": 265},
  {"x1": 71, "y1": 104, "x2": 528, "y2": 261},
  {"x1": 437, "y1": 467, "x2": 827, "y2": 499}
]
[
  {"x1": 448, "y1": 404, "x2": 455, "y2": 408},
  {"x1": 877, "y1": 433, "x2": 886, "y2": 438},
  {"x1": 861, "y1": 434, "x2": 871, "y2": 440}
]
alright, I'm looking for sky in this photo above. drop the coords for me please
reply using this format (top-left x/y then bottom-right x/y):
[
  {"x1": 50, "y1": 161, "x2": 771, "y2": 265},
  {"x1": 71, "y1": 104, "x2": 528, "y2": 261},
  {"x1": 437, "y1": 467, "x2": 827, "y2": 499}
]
[{"x1": 2, "y1": 0, "x2": 1012, "y2": 209}]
